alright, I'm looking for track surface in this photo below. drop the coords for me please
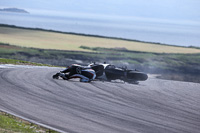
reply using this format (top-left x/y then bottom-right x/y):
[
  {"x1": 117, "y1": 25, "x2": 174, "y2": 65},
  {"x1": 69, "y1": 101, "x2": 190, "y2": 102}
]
[{"x1": 0, "y1": 65, "x2": 200, "y2": 133}]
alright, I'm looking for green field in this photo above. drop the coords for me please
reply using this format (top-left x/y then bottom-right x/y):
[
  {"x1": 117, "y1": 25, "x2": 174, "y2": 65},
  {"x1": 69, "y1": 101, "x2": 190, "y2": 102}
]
[{"x1": 1, "y1": 25, "x2": 200, "y2": 53}]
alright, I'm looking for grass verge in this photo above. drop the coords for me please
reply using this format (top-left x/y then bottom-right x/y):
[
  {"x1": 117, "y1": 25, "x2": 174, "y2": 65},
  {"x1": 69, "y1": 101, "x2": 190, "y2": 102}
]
[
  {"x1": 0, "y1": 111, "x2": 58, "y2": 133},
  {"x1": 0, "y1": 58, "x2": 56, "y2": 67}
]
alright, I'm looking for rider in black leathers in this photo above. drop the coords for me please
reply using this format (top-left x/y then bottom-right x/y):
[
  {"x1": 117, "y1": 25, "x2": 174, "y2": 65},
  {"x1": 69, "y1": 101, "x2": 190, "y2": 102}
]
[{"x1": 58, "y1": 64, "x2": 96, "y2": 82}]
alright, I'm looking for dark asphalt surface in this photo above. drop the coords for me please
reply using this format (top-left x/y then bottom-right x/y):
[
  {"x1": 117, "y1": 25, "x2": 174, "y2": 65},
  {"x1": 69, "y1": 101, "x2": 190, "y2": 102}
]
[{"x1": 0, "y1": 65, "x2": 200, "y2": 133}]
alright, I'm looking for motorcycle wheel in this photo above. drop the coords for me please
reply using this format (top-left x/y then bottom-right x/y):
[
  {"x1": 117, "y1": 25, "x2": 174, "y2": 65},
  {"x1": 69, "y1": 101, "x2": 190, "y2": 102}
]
[{"x1": 127, "y1": 71, "x2": 148, "y2": 81}]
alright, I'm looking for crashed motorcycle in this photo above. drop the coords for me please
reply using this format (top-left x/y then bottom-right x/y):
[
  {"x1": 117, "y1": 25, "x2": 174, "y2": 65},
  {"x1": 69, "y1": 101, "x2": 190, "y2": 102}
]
[
  {"x1": 53, "y1": 63, "x2": 148, "y2": 84},
  {"x1": 89, "y1": 62, "x2": 148, "y2": 84}
]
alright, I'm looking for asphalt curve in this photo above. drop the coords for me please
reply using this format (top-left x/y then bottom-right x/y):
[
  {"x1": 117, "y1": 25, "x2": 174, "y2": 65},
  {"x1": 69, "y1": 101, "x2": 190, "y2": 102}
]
[{"x1": 0, "y1": 65, "x2": 200, "y2": 133}]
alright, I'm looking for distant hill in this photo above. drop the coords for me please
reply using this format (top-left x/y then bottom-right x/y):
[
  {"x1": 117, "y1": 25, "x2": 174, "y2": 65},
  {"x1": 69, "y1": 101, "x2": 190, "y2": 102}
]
[{"x1": 0, "y1": 8, "x2": 29, "y2": 13}]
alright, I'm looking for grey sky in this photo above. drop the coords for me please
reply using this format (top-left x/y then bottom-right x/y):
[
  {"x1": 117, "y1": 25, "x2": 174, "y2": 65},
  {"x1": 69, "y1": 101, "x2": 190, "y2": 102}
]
[{"x1": 0, "y1": 0, "x2": 199, "y2": 21}]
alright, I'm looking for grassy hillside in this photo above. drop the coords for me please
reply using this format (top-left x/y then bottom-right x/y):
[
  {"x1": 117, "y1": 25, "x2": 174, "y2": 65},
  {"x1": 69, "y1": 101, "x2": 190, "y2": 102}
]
[{"x1": 1, "y1": 25, "x2": 200, "y2": 53}]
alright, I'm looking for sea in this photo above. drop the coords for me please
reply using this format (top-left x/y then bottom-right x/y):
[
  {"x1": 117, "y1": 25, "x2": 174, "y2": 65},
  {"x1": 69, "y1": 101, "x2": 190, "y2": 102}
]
[{"x1": 0, "y1": 12, "x2": 200, "y2": 47}]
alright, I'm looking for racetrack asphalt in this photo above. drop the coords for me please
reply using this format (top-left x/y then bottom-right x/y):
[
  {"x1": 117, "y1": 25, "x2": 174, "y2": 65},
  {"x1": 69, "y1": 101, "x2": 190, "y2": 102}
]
[{"x1": 0, "y1": 65, "x2": 200, "y2": 133}]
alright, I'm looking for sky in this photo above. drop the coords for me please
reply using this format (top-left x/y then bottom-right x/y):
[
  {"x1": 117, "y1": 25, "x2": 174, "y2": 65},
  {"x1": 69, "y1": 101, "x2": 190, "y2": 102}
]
[{"x1": 0, "y1": 0, "x2": 200, "y2": 21}]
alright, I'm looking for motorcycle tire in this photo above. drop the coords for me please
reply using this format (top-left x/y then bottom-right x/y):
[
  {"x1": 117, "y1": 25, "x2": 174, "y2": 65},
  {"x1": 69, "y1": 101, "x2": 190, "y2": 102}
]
[{"x1": 127, "y1": 71, "x2": 148, "y2": 81}]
